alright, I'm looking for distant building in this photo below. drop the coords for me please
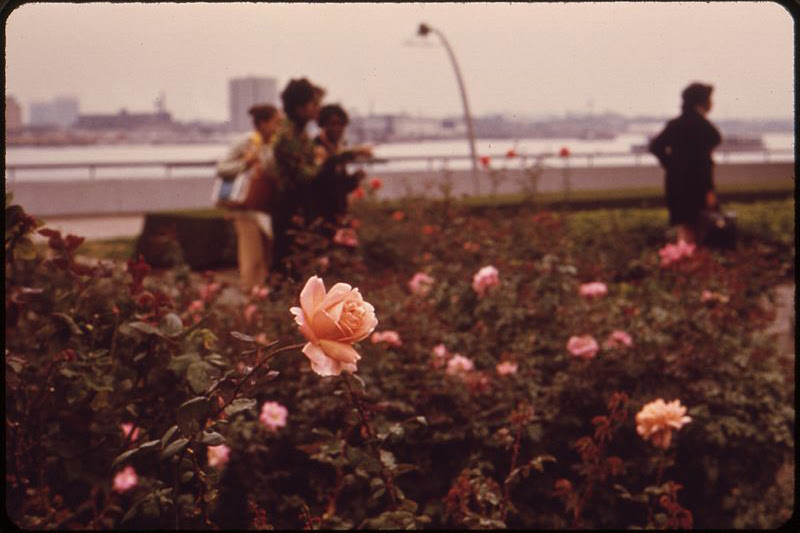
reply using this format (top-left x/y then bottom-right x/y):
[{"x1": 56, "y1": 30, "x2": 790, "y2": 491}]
[
  {"x1": 350, "y1": 113, "x2": 465, "y2": 142},
  {"x1": 28, "y1": 95, "x2": 79, "y2": 128},
  {"x1": 5, "y1": 96, "x2": 23, "y2": 131},
  {"x1": 75, "y1": 109, "x2": 174, "y2": 130},
  {"x1": 229, "y1": 76, "x2": 278, "y2": 131}
]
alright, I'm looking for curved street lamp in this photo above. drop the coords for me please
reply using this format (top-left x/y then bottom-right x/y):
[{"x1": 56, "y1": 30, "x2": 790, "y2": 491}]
[{"x1": 417, "y1": 22, "x2": 479, "y2": 194}]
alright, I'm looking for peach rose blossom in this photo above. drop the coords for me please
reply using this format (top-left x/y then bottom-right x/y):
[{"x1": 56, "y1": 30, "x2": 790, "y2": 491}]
[
  {"x1": 472, "y1": 265, "x2": 500, "y2": 296},
  {"x1": 446, "y1": 354, "x2": 475, "y2": 375},
  {"x1": 496, "y1": 361, "x2": 518, "y2": 376},
  {"x1": 290, "y1": 276, "x2": 378, "y2": 376},
  {"x1": 207, "y1": 444, "x2": 231, "y2": 468},
  {"x1": 112, "y1": 466, "x2": 138, "y2": 493},
  {"x1": 371, "y1": 330, "x2": 403, "y2": 346},
  {"x1": 603, "y1": 330, "x2": 633, "y2": 349},
  {"x1": 187, "y1": 299, "x2": 205, "y2": 313},
  {"x1": 579, "y1": 282, "x2": 608, "y2": 298},
  {"x1": 120, "y1": 423, "x2": 140, "y2": 442},
  {"x1": 200, "y1": 282, "x2": 221, "y2": 302},
  {"x1": 408, "y1": 272, "x2": 435, "y2": 296},
  {"x1": 566, "y1": 335, "x2": 599, "y2": 360},
  {"x1": 636, "y1": 399, "x2": 692, "y2": 449},
  {"x1": 259, "y1": 401, "x2": 288, "y2": 431}
]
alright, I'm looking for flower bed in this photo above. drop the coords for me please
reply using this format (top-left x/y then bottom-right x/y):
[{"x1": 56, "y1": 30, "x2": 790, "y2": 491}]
[{"x1": 5, "y1": 196, "x2": 794, "y2": 529}]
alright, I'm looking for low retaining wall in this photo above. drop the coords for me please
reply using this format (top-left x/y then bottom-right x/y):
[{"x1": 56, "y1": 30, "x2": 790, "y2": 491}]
[{"x1": 7, "y1": 161, "x2": 794, "y2": 217}]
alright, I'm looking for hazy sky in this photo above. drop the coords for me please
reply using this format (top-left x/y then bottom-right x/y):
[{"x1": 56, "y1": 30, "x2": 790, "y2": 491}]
[{"x1": 4, "y1": 2, "x2": 794, "y2": 122}]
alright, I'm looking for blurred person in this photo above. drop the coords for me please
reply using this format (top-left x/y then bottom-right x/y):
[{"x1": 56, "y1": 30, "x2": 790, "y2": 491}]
[
  {"x1": 271, "y1": 78, "x2": 326, "y2": 278},
  {"x1": 649, "y1": 82, "x2": 722, "y2": 244},
  {"x1": 216, "y1": 104, "x2": 282, "y2": 290},
  {"x1": 311, "y1": 103, "x2": 373, "y2": 238}
]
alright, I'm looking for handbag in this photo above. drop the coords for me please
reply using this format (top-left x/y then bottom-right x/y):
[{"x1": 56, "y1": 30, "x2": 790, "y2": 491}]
[
  {"x1": 241, "y1": 172, "x2": 276, "y2": 212},
  {"x1": 211, "y1": 168, "x2": 253, "y2": 209},
  {"x1": 696, "y1": 207, "x2": 737, "y2": 250}
]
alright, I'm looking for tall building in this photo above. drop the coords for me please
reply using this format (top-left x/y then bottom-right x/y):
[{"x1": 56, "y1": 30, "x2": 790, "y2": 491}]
[
  {"x1": 5, "y1": 96, "x2": 23, "y2": 131},
  {"x1": 229, "y1": 76, "x2": 278, "y2": 131},
  {"x1": 28, "y1": 95, "x2": 79, "y2": 127}
]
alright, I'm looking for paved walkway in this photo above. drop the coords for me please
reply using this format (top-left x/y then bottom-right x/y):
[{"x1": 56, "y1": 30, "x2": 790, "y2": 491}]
[{"x1": 33, "y1": 215, "x2": 145, "y2": 242}]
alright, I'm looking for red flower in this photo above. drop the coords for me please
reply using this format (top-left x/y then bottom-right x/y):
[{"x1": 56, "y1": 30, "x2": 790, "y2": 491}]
[
  {"x1": 351, "y1": 188, "x2": 365, "y2": 200},
  {"x1": 479, "y1": 155, "x2": 491, "y2": 168},
  {"x1": 391, "y1": 210, "x2": 405, "y2": 221},
  {"x1": 506, "y1": 148, "x2": 517, "y2": 158},
  {"x1": 421, "y1": 225, "x2": 436, "y2": 235},
  {"x1": 369, "y1": 177, "x2": 382, "y2": 190},
  {"x1": 559, "y1": 146, "x2": 571, "y2": 158}
]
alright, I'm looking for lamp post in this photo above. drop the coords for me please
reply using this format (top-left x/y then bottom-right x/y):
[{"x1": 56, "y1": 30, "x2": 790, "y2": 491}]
[{"x1": 417, "y1": 23, "x2": 479, "y2": 195}]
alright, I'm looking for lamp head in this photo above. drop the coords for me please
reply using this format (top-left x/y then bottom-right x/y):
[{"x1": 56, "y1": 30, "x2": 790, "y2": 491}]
[{"x1": 418, "y1": 23, "x2": 431, "y2": 37}]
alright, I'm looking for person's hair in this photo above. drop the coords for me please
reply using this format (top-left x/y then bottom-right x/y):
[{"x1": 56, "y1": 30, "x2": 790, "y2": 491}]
[
  {"x1": 317, "y1": 104, "x2": 349, "y2": 127},
  {"x1": 280, "y1": 78, "x2": 325, "y2": 122},
  {"x1": 248, "y1": 104, "x2": 279, "y2": 126},
  {"x1": 681, "y1": 82, "x2": 713, "y2": 113}
]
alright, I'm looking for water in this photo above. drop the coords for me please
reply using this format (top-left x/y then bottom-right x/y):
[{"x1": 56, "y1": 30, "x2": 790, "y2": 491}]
[{"x1": 5, "y1": 132, "x2": 794, "y2": 182}]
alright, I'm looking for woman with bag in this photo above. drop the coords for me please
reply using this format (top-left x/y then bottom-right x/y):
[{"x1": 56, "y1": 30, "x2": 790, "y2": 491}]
[
  {"x1": 216, "y1": 104, "x2": 282, "y2": 290},
  {"x1": 649, "y1": 82, "x2": 722, "y2": 245}
]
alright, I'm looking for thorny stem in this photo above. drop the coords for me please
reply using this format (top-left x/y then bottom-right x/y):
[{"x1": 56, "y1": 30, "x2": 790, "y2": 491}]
[
  {"x1": 342, "y1": 374, "x2": 399, "y2": 510},
  {"x1": 209, "y1": 342, "x2": 305, "y2": 420},
  {"x1": 500, "y1": 421, "x2": 524, "y2": 522}
]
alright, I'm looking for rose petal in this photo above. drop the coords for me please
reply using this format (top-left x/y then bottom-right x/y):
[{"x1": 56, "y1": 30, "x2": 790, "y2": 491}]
[
  {"x1": 302, "y1": 343, "x2": 344, "y2": 376},
  {"x1": 318, "y1": 339, "x2": 361, "y2": 364},
  {"x1": 290, "y1": 307, "x2": 318, "y2": 343},
  {"x1": 311, "y1": 310, "x2": 346, "y2": 340},
  {"x1": 300, "y1": 276, "x2": 327, "y2": 316}
]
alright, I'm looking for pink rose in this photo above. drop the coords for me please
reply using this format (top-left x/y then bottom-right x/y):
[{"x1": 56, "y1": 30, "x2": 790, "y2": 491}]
[
  {"x1": 496, "y1": 361, "x2": 518, "y2": 376},
  {"x1": 200, "y1": 282, "x2": 221, "y2": 302},
  {"x1": 579, "y1": 282, "x2": 608, "y2": 298},
  {"x1": 120, "y1": 423, "x2": 140, "y2": 442},
  {"x1": 701, "y1": 290, "x2": 729, "y2": 304},
  {"x1": 472, "y1": 265, "x2": 500, "y2": 296},
  {"x1": 112, "y1": 466, "x2": 138, "y2": 493},
  {"x1": 187, "y1": 299, "x2": 205, "y2": 313},
  {"x1": 432, "y1": 344, "x2": 448, "y2": 359},
  {"x1": 290, "y1": 276, "x2": 378, "y2": 376},
  {"x1": 446, "y1": 354, "x2": 474, "y2": 375},
  {"x1": 244, "y1": 303, "x2": 258, "y2": 325},
  {"x1": 259, "y1": 401, "x2": 288, "y2": 431},
  {"x1": 408, "y1": 272, "x2": 435, "y2": 296},
  {"x1": 659, "y1": 241, "x2": 696, "y2": 267},
  {"x1": 566, "y1": 335, "x2": 599, "y2": 359},
  {"x1": 333, "y1": 228, "x2": 358, "y2": 247},
  {"x1": 371, "y1": 330, "x2": 403, "y2": 346},
  {"x1": 603, "y1": 330, "x2": 633, "y2": 349},
  {"x1": 251, "y1": 285, "x2": 270, "y2": 299},
  {"x1": 207, "y1": 444, "x2": 231, "y2": 468}
]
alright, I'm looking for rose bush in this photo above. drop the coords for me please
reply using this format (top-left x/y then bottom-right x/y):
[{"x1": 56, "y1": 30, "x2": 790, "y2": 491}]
[{"x1": 5, "y1": 195, "x2": 794, "y2": 529}]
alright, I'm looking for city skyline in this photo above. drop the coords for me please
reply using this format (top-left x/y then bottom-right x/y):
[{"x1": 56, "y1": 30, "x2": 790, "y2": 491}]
[{"x1": 4, "y1": 2, "x2": 794, "y2": 122}]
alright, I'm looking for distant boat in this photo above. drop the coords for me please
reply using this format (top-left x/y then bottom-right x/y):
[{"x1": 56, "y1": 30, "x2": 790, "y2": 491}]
[{"x1": 631, "y1": 135, "x2": 765, "y2": 154}]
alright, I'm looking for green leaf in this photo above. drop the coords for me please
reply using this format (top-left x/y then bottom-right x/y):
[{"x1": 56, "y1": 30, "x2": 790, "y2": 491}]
[
  {"x1": 15, "y1": 238, "x2": 37, "y2": 260},
  {"x1": 230, "y1": 331, "x2": 255, "y2": 343},
  {"x1": 128, "y1": 321, "x2": 164, "y2": 337},
  {"x1": 187, "y1": 362, "x2": 212, "y2": 394},
  {"x1": 224, "y1": 398, "x2": 256, "y2": 417},
  {"x1": 111, "y1": 448, "x2": 139, "y2": 470},
  {"x1": 200, "y1": 431, "x2": 225, "y2": 446},
  {"x1": 160, "y1": 313, "x2": 184, "y2": 338},
  {"x1": 177, "y1": 397, "x2": 209, "y2": 436},
  {"x1": 51, "y1": 313, "x2": 84, "y2": 336},
  {"x1": 161, "y1": 438, "x2": 189, "y2": 460},
  {"x1": 138, "y1": 439, "x2": 161, "y2": 451},
  {"x1": 161, "y1": 425, "x2": 179, "y2": 448}
]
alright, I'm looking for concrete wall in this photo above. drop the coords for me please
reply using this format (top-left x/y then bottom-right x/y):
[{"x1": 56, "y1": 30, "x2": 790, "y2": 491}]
[{"x1": 6, "y1": 161, "x2": 794, "y2": 217}]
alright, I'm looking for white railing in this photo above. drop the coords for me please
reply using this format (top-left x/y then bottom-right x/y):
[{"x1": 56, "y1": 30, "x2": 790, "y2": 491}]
[{"x1": 4, "y1": 147, "x2": 794, "y2": 184}]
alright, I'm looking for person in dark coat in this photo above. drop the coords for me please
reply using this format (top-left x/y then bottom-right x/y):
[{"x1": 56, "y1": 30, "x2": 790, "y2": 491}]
[
  {"x1": 310, "y1": 104, "x2": 371, "y2": 239},
  {"x1": 649, "y1": 82, "x2": 722, "y2": 244}
]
